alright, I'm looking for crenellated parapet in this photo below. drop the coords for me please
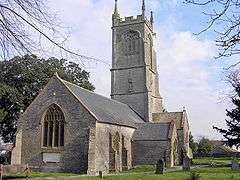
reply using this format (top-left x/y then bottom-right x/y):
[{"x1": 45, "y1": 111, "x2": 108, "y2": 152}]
[
  {"x1": 112, "y1": 0, "x2": 153, "y2": 31},
  {"x1": 113, "y1": 15, "x2": 153, "y2": 32}
]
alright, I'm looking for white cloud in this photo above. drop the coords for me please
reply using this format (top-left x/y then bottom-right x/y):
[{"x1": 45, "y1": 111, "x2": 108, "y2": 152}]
[
  {"x1": 167, "y1": 32, "x2": 215, "y2": 63},
  {"x1": 155, "y1": 25, "x2": 227, "y2": 139}
]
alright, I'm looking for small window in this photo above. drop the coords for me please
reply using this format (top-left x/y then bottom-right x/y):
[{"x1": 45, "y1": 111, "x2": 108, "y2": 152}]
[{"x1": 42, "y1": 104, "x2": 65, "y2": 148}]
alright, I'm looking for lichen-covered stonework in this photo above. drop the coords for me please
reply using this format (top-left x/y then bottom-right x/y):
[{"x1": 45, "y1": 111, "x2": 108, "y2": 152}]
[
  {"x1": 12, "y1": 76, "x2": 96, "y2": 173},
  {"x1": 92, "y1": 123, "x2": 134, "y2": 175}
]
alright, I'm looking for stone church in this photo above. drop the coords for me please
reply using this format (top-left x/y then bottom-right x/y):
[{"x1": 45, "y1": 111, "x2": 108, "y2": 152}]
[{"x1": 11, "y1": 0, "x2": 192, "y2": 175}]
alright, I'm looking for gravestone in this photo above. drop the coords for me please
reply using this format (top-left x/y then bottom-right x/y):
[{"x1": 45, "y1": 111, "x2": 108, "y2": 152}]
[
  {"x1": 182, "y1": 157, "x2": 191, "y2": 171},
  {"x1": 231, "y1": 160, "x2": 239, "y2": 171},
  {"x1": 99, "y1": 171, "x2": 103, "y2": 178},
  {"x1": 24, "y1": 164, "x2": 31, "y2": 178},
  {"x1": 98, "y1": 171, "x2": 103, "y2": 179},
  {"x1": 155, "y1": 159, "x2": 164, "y2": 174}
]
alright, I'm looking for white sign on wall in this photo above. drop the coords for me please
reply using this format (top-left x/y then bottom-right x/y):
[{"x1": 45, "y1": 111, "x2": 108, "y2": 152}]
[{"x1": 43, "y1": 153, "x2": 61, "y2": 163}]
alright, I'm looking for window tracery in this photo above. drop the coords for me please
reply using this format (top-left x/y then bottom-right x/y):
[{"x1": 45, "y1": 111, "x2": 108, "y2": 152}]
[
  {"x1": 122, "y1": 30, "x2": 140, "y2": 56},
  {"x1": 42, "y1": 104, "x2": 65, "y2": 148}
]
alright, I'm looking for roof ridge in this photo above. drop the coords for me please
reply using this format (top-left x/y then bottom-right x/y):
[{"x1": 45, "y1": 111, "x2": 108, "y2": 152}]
[
  {"x1": 59, "y1": 78, "x2": 132, "y2": 108},
  {"x1": 155, "y1": 111, "x2": 184, "y2": 114},
  {"x1": 127, "y1": 105, "x2": 145, "y2": 121},
  {"x1": 135, "y1": 122, "x2": 170, "y2": 125}
]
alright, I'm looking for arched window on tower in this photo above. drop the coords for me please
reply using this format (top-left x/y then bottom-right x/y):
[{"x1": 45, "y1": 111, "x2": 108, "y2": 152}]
[
  {"x1": 42, "y1": 104, "x2": 65, "y2": 148},
  {"x1": 123, "y1": 30, "x2": 140, "y2": 56}
]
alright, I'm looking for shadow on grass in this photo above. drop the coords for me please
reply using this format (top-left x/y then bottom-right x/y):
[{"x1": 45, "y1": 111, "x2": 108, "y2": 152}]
[{"x1": 3, "y1": 175, "x2": 27, "y2": 179}]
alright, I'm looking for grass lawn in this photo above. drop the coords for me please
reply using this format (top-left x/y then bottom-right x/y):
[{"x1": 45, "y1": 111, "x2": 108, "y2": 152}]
[
  {"x1": 193, "y1": 157, "x2": 239, "y2": 165},
  {"x1": 3, "y1": 172, "x2": 79, "y2": 179},
  {"x1": 66, "y1": 167, "x2": 240, "y2": 180},
  {"x1": 3, "y1": 158, "x2": 240, "y2": 180},
  {"x1": 4, "y1": 167, "x2": 240, "y2": 180},
  {"x1": 123, "y1": 165, "x2": 156, "y2": 173}
]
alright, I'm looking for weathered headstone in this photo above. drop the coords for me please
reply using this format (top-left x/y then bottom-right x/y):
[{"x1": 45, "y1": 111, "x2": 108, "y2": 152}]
[
  {"x1": 182, "y1": 157, "x2": 191, "y2": 171},
  {"x1": 155, "y1": 159, "x2": 164, "y2": 174},
  {"x1": 24, "y1": 164, "x2": 31, "y2": 178},
  {"x1": 231, "y1": 160, "x2": 239, "y2": 171},
  {"x1": 99, "y1": 171, "x2": 103, "y2": 178}
]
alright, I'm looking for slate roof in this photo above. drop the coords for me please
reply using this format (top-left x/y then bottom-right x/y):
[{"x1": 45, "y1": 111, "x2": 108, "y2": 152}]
[
  {"x1": 210, "y1": 140, "x2": 239, "y2": 153},
  {"x1": 132, "y1": 123, "x2": 171, "y2": 141},
  {"x1": 59, "y1": 78, "x2": 144, "y2": 128},
  {"x1": 152, "y1": 112, "x2": 185, "y2": 130}
]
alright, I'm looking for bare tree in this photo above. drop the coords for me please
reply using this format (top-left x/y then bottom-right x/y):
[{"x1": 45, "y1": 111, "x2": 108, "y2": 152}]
[
  {"x1": 0, "y1": 0, "x2": 100, "y2": 62},
  {"x1": 185, "y1": 0, "x2": 240, "y2": 61}
]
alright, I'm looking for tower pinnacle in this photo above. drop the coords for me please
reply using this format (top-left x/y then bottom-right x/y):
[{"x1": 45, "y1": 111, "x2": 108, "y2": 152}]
[
  {"x1": 142, "y1": 0, "x2": 146, "y2": 17},
  {"x1": 113, "y1": 0, "x2": 120, "y2": 17},
  {"x1": 150, "y1": 11, "x2": 154, "y2": 25}
]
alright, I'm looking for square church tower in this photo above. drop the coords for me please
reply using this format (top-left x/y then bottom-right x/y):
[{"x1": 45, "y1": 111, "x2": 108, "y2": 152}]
[{"x1": 111, "y1": 0, "x2": 163, "y2": 122}]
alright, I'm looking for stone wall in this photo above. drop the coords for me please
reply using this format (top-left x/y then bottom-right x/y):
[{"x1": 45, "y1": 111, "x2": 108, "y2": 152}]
[
  {"x1": 169, "y1": 122, "x2": 179, "y2": 167},
  {"x1": 93, "y1": 122, "x2": 135, "y2": 175},
  {"x1": 132, "y1": 140, "x2": 170, "y2": 166},
  {"x1": 112, "y1": 93, "x2": 148, "y2": 121},
  {"x1": 111, "y1": 13, "x2": 163, "y2": 122},
  {"x1": 181, "y1": 111, "x2": 190, "y2": 158},
  {"x1": 132, "y1": 121, "x2": 179, "y2": 167},
  {"x1": 11, "y1": 76, "x2": 96, "y2": 173},
  {"x1": 152, "y1": 111, "x2": 191, "y2": 163},
  {"x1": 11, "y1": 129, "x2": 22, "y2": 165},
  {"x1": 2, "y1": 164, "x2": 28, "y2": 174}
]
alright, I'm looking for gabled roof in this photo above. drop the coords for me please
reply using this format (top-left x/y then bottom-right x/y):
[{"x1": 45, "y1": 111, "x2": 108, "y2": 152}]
[
  {"x1": 152, "y1": 111, "x2": 187, "y2": 130},
  {"x1": 210, "y1": 140, "x2": 239, "y2": 153},
  {"x1": 132, "y1": 122, "x2": 171, "y2": 141},
  {"x1": 57, "y1": 76, "x2": 144, "y2": 128}
]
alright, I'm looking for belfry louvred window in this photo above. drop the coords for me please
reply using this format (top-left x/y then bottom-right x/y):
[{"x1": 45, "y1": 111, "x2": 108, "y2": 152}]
[
  {"x1": 123, "y1": 30, "x2": 140, "y2": 56},
  {"x1": 42, "y1": 104, "x2": 64, "y2": 148}
]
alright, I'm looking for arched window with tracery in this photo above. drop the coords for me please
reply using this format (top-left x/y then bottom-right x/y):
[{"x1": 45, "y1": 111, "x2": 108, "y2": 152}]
[
  {"x1": 42, "y1": 104, "x2": 65, "y2": 148},
  {"x1": 123, "y1": 30, "x2": 140, "y2": 56}
]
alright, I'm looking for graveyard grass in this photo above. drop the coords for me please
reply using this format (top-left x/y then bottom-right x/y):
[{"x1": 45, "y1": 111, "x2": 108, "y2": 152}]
[
  {"x1": 192, "y1": 157, "x2": 238, "y2": 165},
  {"x1": 4, "y1": 157, "x2": 240, "y2": 180}
]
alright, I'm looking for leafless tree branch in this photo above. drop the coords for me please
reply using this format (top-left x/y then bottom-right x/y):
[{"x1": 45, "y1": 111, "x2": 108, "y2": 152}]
[
  {"x1": 185, "y1": 0, "x2": 240, "y2": 63},
  {"x1": 0, "y1": 0, "x2": 106, "y2": 64}
]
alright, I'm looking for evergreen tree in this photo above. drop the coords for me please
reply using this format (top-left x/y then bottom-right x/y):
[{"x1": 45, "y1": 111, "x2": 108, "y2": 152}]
[
  {"x1": 197, "y1": 137, "x2": 212, "y2": 157},
  {"x1": 0, "y1": 54, "x2": 95, "y2": 142},
  {"x1": 214, "y1": 71, "x2": 240, "y2": 148},
  {"x1": 189, "y1": 132, "x2": 198, "y2": 155}
]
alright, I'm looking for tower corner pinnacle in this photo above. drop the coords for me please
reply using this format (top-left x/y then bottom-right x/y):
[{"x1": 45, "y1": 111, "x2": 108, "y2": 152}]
[{"x1": 142, "y1": 0, "x2": 146, "y2": 17}]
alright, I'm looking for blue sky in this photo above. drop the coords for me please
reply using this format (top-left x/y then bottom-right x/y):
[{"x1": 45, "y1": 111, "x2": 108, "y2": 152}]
[{"x1": 44, "y1": 0, "x2": 236, "y2": 140}]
